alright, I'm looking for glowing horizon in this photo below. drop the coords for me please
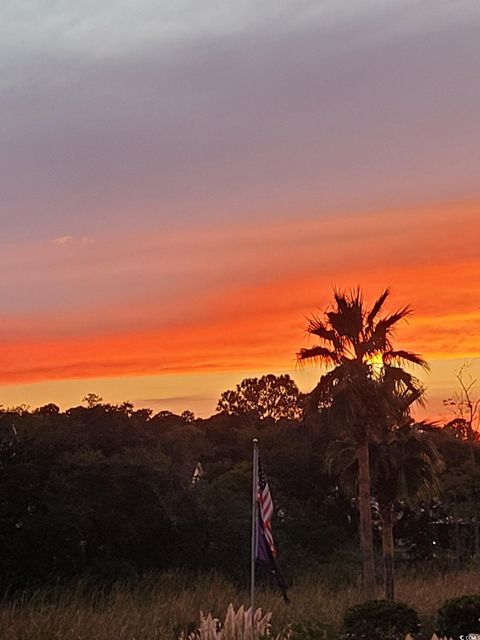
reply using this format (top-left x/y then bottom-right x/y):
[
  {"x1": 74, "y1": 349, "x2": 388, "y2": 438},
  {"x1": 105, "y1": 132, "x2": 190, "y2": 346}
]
[{"x1": 1, "y1": 199, "x2": 480, "y2": 419}]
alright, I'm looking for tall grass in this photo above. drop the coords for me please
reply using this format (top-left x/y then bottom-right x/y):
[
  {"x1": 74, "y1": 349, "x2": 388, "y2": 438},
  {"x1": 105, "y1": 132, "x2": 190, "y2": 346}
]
[{"x1": 0, "y1": 568, "x2": 478, "y2": 640}]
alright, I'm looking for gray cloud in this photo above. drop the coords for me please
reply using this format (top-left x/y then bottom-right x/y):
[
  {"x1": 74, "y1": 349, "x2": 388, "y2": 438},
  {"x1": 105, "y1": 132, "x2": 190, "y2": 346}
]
[{"x1": 2, "y1": 1, "x2": 480, "y2": 240}]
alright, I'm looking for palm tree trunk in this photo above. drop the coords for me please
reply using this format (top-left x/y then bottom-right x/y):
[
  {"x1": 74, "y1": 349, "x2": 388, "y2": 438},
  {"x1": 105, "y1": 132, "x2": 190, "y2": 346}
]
[
  {"x1": 381, "y1": 503, "x2": 395, "y2": 600},
  {"x1": 474, "y1": 509, "x2": 480, "y2": 559},
  {"x1": 357, "y1": 439, "x2": 376, "y2": 598}
]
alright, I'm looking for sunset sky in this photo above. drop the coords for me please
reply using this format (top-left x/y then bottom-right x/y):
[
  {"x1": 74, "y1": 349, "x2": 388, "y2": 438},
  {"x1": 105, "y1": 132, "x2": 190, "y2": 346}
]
[{"x1": 2, "y1": 1, "x2": 480, "y2": 419}]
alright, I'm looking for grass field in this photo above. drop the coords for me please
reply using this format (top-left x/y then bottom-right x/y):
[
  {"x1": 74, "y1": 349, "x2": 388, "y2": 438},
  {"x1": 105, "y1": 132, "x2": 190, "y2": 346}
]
[{"x1": 0, "y1": 567, "x2": 478, "y2": 639}]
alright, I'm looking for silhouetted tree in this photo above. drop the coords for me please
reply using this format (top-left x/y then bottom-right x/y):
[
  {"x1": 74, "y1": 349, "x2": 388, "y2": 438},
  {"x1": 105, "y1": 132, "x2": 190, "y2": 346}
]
[
  {"x1": 181, "y1": 410, "x2": 195, "y2": 423},
  {"x1": 217, "y1": 374, "x2": 303, "y2": 421},
  {"x1": 298, "y1": 288, "x2": 427, "y2": 597},
  {"x1": 373, "y1": 424, "x2": 444, "y2": 600},
  {"x1": 443, "y1": 364, "x2": 480, "y2": 556},
  {"x1": 82, "y1": 393, "x2": 103, "y2": 408},
  {"x1": 443, "y1": 364, "x2": 480, "y2": 464},
  {"x1": 33, "y1": 404, "x2": 60, "y2": 415}
]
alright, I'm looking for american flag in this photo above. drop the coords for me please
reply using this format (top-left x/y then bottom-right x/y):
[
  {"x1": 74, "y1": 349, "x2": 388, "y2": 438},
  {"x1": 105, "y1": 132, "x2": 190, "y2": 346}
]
[
  {"x1": 257, "y1": 459, "x2": 277, "y2": 559},
  {"x1": 255, "y1": 457, "x2": 289, "y2": 602}
]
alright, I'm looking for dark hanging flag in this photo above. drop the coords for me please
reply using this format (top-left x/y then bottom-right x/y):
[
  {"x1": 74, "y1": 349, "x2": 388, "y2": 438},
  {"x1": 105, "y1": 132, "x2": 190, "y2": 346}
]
[{"x1": 256, "y1": 458, "x2": 290, "y2": 603}]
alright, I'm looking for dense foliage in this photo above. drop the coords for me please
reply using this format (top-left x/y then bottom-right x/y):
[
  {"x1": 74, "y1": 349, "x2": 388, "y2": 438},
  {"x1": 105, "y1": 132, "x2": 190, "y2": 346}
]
[
  {"x1": 0, "y1": 386, "x2": 478, "y2": 590},
  {"x1": 0, "y1": 401, "x2": 338, "y2": 587},
  {"x1": 287, "y1": 620, "x2": 336, "y2": 640},
  {"x1": 342, "y1": 600, "x2": 420, "y2": 640},
  {"x1": 437, "y1": 595, "x2": 480, "y2": 637}
]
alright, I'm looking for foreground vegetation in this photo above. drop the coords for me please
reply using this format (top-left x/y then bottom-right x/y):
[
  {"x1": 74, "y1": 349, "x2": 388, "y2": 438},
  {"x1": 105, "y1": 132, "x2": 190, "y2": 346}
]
[{"x1": 0, "y1": 568, "x2": 478, "y2": 639}]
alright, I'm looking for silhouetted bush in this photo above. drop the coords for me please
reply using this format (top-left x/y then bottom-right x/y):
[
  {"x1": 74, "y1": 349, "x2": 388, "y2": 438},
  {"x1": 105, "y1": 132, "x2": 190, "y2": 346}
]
[
  {"x1": 437, "y1": 595, "x2": 480, "y2": 637},
  {"x1": 343, "y1": 600, "x2": 420, "y2": 640},
  {"x1": 288, "y1": 619, "x2": 337, "y2": 640}
]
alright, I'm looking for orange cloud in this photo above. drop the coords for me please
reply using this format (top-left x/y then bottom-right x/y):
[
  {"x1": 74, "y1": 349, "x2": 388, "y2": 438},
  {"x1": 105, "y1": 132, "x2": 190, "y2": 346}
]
[{"x1": 1, "y1": 199, "x2": 479, "y2": 391}]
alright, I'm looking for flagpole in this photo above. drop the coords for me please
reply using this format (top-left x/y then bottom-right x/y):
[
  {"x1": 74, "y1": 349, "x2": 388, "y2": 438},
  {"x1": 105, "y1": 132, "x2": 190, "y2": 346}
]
[{"x1": 250, "y1": 437, "x2": 259, "y2": 637}]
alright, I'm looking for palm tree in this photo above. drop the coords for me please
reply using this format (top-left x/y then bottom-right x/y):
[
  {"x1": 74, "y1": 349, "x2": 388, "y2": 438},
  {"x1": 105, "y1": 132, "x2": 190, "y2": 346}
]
[
  {"x1": 326, "y1": 424, "x2": 445, "y2": 601},
  {"x1": 372, "y1": 424, "x2": 445, "y2": 600},
  {"x1": 298, "y1": 288, "x2": 427, "y2": 597}
]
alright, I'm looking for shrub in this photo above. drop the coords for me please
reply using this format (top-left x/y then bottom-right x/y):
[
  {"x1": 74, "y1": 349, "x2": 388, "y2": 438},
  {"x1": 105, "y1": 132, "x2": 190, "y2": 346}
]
[
  {"x1": 287, "y1": 620, "x2": 336, "y2": 640},
  {"x1": 437, "y1": 595, "x2": 480, "y2": 637},
  {"x1": 343, "y1": 600, "x2": 420, "y2": 640}
]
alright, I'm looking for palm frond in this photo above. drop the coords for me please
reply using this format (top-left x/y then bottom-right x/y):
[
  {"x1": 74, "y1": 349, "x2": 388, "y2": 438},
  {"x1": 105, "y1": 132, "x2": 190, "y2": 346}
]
[
  {"x1": 327, "y1": 293, "x2": 363, "y2": 343},
  {"x1": 304, "y1": 369, "x2": 345, "y2": 415},
  {"x1": 333, "y1": 289, "x2": 351, "y2": 315},
  {"x1": 383, "y1": 365, "x2": 426, "y2": 409},
  {"x1": 296, "y1": 345, "x2": 338, "y2": 365},
  {"x1": 325, "y1": 438, "x2": 358, "y2": 496},
  {"x1": 383, "y1": 365, "x2": 422, "y2": 388},
  {"x1": 384, "y1": 349, "x2": 430, "y2": 371},
  {"x1": 349, "y1": 286, "x2": 364, "y2": 312},
  {"x1": 362, "y1": 306, "x2": 412, "y2": 354},
  {"x1": 378, "y1": 306, "x2": 413, "y2": 331},
  {"x1": 366, "y1": 288, "x2": 390, "y2": 328},
  {"x1": 372, "y1": 425, "x2": 446, "y2": 507},
  {"x1": 306, "y1": 316, "x2": 339, "y2": 344}
]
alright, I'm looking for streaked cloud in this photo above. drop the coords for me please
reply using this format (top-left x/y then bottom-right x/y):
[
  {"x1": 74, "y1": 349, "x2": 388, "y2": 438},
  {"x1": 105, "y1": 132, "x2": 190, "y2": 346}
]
[
  {"x1": 1, "y1": 202, "x2": 479, "y2": 398},
  {"x1": 52, "y1": 235, "x2": 73, "y2": 245}
]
